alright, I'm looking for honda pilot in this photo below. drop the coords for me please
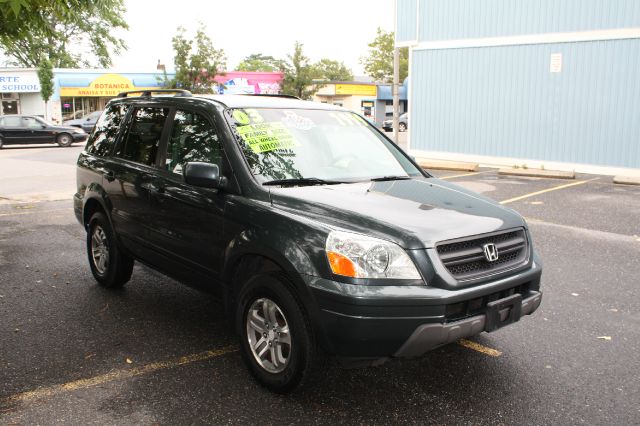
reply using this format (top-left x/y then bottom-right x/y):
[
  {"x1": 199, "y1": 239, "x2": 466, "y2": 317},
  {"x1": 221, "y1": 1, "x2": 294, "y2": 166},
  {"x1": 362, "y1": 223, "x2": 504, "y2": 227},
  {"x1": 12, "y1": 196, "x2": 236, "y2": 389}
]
[{"x1": 74, "y1": 90, "x2": 542, "y2": 393}]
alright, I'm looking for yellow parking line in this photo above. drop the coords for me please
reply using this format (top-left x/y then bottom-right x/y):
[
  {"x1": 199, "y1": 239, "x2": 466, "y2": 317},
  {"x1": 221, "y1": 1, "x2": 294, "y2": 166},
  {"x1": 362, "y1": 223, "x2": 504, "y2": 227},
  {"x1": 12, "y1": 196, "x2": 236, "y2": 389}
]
[
  {"x1": 458, "y1": 339, "x2": 502, "y2": 357},
  {"x1": 0, "y1": 208, "x2": 70, "y2": 217},
  {"x1": 2, "y1": 345, "x2": 237, "y2": 405},
  {"x1": 439, "y1": 171, "x2": 491, "y2": 180},
  {"x1": 500, "y1": 177, "x2": 599, "y2": 205}
]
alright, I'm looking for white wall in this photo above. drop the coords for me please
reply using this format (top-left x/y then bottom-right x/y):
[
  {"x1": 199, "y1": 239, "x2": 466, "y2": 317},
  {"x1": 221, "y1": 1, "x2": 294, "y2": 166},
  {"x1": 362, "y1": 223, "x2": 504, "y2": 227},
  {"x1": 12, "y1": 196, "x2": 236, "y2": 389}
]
[{"x1": 19, "y1": 92, "x2": 45, "y2": 116}]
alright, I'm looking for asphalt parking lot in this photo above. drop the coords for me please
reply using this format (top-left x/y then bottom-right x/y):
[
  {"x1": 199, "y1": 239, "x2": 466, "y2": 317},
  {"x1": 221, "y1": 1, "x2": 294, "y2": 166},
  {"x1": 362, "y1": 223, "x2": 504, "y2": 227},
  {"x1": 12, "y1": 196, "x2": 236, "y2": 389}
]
[{"x1": 1, "y1": 144, "x2": 639, "y2": 424}]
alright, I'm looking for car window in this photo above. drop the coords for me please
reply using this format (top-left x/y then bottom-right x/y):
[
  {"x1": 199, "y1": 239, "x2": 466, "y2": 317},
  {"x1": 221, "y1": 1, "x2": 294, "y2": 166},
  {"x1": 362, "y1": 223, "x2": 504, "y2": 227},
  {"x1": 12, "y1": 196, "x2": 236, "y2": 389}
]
[
  {"x1": 165, "y1": 110, "x2": 223, "y2": 175},
  {"x1": 22, "y1": 117, "x2": 42, "y2": 129},
  {"x1": 1, "y1": 116, "x2": 21, "y2": 127},
  {"x1": 86, "y1": 104, "x2": 129, "y2": 157},
  {"x1": 227, "y1": 108, "x2": 420, "y2": 182},
  {"x1": 116, "y1": 106, "x2": 168, "y2": 166},
  {"x1": 88, "y1": 111, "x2": 102, "y2": 120}
]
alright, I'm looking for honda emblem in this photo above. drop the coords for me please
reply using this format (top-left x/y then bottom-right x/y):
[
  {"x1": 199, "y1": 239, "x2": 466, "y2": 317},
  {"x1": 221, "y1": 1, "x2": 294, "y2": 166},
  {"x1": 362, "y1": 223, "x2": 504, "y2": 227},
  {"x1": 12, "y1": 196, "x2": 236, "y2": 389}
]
[{"x1": 483, "y1": 243, "x2": 499, "y2": 262}]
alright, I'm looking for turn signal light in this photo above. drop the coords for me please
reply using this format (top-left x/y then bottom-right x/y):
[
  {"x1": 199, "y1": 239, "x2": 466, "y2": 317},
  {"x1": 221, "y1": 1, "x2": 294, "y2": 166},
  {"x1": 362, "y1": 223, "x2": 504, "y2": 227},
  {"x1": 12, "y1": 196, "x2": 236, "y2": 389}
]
[{"x1": 327, "y1": 251, "x2": 357, "y2": 277}]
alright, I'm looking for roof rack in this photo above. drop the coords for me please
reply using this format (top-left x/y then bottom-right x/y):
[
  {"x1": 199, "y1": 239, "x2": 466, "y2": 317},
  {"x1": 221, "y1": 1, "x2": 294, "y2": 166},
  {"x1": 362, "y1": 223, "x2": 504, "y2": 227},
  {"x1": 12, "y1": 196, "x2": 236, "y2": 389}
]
[
  {"x1": 116, "y1": 89, "x2": 193, "y2": 98},
  {"x1": 242, "y1": 94, "x2": 301, "y2": 100}
]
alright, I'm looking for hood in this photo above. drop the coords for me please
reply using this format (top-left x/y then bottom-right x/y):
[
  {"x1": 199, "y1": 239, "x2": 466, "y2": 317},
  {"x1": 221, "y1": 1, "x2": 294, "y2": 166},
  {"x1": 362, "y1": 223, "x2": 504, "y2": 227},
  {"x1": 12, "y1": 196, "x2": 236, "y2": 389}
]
[{"x1": 268, "y1": 177, "x2": 525, "y2": 249}]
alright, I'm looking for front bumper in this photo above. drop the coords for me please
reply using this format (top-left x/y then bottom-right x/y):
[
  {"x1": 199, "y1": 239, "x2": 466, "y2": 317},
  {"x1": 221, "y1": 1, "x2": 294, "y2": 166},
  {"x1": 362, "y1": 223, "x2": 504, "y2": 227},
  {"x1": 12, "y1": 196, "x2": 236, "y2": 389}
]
[{"x1": 305, "y1": 256, "x2": 542, "y2": 358}]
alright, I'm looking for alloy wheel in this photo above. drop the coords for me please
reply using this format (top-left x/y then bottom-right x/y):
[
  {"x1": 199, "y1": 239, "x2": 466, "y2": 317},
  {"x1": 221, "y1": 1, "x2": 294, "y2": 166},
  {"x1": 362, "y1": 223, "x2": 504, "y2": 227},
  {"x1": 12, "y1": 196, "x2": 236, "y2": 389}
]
[
  {"x1": 91, "y1": 225, "x2": 110, "y2": 275},
  {"x1": 246, "y1": 297, "x2": 292, "y2": 373}
]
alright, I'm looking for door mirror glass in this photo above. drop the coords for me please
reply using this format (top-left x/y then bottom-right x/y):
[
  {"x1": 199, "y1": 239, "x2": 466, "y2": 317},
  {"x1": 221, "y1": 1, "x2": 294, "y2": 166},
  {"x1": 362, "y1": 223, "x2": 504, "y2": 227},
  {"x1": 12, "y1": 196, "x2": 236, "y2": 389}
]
[{"x1": 183, "y1": 162, "x2": 226, "y2": 189}]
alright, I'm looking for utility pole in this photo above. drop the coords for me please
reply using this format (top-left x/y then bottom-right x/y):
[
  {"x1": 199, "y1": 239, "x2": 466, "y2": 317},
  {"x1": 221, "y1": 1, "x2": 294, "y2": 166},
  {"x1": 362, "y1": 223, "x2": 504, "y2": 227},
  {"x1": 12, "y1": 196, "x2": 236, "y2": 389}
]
[{"x1": 392, "y1": 46, "x2": 400, "y2": 145}]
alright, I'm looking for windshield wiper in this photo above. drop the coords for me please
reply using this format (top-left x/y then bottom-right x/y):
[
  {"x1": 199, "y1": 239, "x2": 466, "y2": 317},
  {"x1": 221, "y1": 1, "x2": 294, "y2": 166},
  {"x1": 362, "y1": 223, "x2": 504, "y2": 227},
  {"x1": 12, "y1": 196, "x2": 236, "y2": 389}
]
[
  {"x1": 263, "y1": 177, "x2": 345, "y2": 187},
  {"x1": 370, "y1": 175, "x2": 411, "y2": 182}
]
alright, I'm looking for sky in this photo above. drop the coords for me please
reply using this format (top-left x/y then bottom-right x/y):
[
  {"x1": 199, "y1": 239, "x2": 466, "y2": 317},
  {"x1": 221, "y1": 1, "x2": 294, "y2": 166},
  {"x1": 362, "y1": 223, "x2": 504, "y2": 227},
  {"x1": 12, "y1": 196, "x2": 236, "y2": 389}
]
[{"x1": 110, "y1": 0, "x2": 395, "y2": 75}]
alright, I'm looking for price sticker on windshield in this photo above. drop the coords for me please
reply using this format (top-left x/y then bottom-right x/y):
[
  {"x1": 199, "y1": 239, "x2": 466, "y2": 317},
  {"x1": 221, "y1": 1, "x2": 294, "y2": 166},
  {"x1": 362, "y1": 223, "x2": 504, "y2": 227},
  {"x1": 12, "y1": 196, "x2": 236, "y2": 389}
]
[{"x1": 237, "y1": 122, "x2": 299, "y2": 153}]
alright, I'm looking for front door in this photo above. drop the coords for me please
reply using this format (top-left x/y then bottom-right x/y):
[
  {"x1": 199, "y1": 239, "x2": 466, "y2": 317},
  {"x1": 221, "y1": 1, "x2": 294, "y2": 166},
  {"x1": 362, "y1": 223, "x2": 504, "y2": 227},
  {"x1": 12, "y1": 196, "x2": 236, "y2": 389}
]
[
  {"x1": 145, "y1": 108, "x2": 229, "y2": 288},
  {"x1": 21, "y1": 116, "x2": 53, "y2": 143}
]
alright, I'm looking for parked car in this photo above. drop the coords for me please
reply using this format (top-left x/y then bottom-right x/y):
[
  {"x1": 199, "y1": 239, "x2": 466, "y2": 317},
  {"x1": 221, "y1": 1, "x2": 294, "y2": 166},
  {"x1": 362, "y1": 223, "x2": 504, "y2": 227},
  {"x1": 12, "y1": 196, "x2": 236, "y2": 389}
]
[
  {"x1": 75, "y1": 90, "x2": 542, "y2": 393},
  {"x1": 0, "y1": 115, "x2": 88, "y2": 148},
  {"x1": 64, "y1": 110, "x2": 103, "y2": 133},
  {"x1": 383, "y1": 112, "x2": 408, "y2": 132}
]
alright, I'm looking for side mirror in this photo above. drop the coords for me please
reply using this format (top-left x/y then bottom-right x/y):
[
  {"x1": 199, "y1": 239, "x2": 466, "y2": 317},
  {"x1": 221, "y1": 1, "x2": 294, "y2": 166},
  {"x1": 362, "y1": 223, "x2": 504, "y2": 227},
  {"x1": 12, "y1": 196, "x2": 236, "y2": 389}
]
[{"x1": 183, "y1": 162, "x2": 226, "y2": 189}]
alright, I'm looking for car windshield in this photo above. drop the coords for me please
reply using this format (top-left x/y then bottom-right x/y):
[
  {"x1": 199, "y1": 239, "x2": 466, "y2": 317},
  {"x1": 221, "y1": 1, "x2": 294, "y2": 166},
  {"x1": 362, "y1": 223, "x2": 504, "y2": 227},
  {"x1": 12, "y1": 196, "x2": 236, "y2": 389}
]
[{"x1": 226, "y1": 108, "x2": 421, "y2": 183}]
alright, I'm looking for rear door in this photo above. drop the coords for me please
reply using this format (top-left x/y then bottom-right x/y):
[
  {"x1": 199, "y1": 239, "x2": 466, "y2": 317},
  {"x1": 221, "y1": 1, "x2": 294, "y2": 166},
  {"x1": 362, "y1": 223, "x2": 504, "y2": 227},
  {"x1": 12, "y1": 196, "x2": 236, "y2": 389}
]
[
  {"x1": 0, "y1": 116, "x2": 27, "y2": 143},
  {"x1": 102, "y1": 105, "x2": 171, "y2": 257}
]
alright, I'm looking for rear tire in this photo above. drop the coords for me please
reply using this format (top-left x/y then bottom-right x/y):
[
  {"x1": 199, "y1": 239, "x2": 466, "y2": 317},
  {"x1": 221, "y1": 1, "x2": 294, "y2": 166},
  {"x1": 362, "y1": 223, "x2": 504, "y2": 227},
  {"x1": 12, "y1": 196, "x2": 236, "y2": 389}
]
[
  {"x1": 236, "y1": 273, "x2": 325, "y2": 393},
  {"x1": 399, "y1": 122, "x2": 407, "y2": 132},
  {"x1": 87, "y1": 212, "x2": 133, "y2": 288},
  {"x1": 0, "y1": 137, "x2": 3, "y2": 149},
  {"x1": 56, "y1": 133, "x2": 73, "y2": 147}
]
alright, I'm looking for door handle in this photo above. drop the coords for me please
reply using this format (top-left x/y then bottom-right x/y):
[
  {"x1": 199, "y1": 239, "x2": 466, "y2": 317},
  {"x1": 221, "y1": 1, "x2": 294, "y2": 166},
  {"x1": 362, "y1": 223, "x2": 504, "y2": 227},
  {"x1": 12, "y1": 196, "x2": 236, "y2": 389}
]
[{"x1": 103, "y1": 171, "x2": 115, "y2": 182}]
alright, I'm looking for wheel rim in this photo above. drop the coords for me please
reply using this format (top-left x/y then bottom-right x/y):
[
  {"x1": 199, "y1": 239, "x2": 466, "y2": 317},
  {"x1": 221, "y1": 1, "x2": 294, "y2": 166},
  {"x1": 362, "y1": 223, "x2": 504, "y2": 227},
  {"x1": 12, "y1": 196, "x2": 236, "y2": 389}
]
[
  {"x1": 60, "y1": 135, "x2": 71, "y2": 145},
  {"x1": 246, "y1": 297, "x2": 292, "y2": 374},
  {"x1": 91, "y1": 225, "x2": 109, "y2": 275}
]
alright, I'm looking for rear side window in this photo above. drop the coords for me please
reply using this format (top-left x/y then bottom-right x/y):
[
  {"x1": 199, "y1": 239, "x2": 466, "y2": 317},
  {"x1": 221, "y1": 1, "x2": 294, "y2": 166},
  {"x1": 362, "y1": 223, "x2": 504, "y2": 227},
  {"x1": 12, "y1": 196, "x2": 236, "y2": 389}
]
[
  {"x1": 86, "y1": 104, "x2": 129, "y2": 157},
  {"x1": 116, "y1": 107, "x2": 169, "y2": 166},
  {"x1": 1, "y1": 116, "x2": 21, "y2": 127},
  {"x1": 165, "y1": 110, "x2": 223, "y2": 175}
]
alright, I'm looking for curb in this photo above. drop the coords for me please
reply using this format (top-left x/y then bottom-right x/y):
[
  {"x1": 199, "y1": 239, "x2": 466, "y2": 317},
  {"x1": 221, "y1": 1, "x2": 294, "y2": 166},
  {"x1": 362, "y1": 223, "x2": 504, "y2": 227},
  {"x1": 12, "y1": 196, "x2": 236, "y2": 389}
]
[
  {"x1": 498, "y1": 168, "x2": 575, "y2": 179},
  {"x1": 613, "y1": 176, "x2": 640, "y2": 186},
  {"x1": 416, "y1": 159, "x2": 479, "y2": 172}
]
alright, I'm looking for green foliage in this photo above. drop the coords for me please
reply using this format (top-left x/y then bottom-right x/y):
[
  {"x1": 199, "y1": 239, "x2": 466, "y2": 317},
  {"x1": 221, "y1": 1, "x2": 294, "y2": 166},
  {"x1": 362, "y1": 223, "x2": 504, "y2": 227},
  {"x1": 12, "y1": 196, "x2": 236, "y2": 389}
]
[
  {"x1": 36, "y1": 58, "x2": 54, "y2": 102},
  {"x1": 163, "y1": 24, "x2": 227, "y2": 94},
  {"x1": 360, "y1": 27, "x2": 408, "y2": 83},
  {"x1": 310, "y1": 59, "x2": 353, "y2": 82},
  {"x1": 236, "y1": 53, "x2": 285, "y2": 72},
  {"x1": 281, "y1": 41, "x2": 318, "y2": 100},
  {"x1": 0, "y1": 0, "x2": 128, "y2": 68}
]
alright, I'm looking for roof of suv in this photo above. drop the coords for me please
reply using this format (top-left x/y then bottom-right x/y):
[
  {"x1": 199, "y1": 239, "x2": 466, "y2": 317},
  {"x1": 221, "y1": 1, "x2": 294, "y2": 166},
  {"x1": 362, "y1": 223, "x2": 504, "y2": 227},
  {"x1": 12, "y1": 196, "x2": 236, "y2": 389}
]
[
  {"x1": 195, "y1": 94, "x2": 345, "y2": 111},
  {"x1": 113, "y1": 93, "x2": 345, "y2": 111}
]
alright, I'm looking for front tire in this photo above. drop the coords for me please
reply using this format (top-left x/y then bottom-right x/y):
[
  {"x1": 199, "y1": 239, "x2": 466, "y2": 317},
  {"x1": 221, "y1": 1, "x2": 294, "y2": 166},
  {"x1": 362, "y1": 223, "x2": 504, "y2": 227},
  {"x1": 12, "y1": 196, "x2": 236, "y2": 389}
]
[
  {"x1": 87, "y1": 212, "x2": 133, "y2": 288},
  {"x1": 236, "y1": 273, "x2": 324, "y2": 393},
  {"x1": 56, "y1": 133, "x2": 73, "y2": 147},
  {"x1": 399, "y1": 122, "x2": 407, "y2": 132},
  {"x1": 0, "y1": 136, "x2": 4, "y2": 149}
]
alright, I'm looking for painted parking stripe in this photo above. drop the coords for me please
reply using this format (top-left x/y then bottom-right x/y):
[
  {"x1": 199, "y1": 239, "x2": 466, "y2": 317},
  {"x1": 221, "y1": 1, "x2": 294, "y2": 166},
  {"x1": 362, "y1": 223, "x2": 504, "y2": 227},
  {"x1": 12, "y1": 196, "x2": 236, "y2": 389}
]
[
  {"x1": 458, "y1": 339, "x2": 502, "y2": 357},
  {"x1": 0, "y1": 208, "x2": 70, "y2": 217},
  {"x1": 439, "y1": 171, "x2": 491, "y2": 180},
  {"x1": 500, "y1": 177, "x2": 599, "y2": 205},
  {"x1": 2, "y1": 345, "x2": 238, "y2": 405}
]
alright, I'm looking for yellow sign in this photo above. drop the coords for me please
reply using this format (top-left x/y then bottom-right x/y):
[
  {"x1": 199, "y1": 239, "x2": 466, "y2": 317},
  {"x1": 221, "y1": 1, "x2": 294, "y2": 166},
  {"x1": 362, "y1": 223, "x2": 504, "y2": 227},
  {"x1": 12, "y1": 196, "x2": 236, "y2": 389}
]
[
  {"x1": 335, "y1": 84, "x2": 377, "y2": 96},
  {"x1": 237, "y1": 122, "x2": 298, "y2": 153},
  {"x1": 60, "y1": 73, "x2": 157, "y2": 97}
]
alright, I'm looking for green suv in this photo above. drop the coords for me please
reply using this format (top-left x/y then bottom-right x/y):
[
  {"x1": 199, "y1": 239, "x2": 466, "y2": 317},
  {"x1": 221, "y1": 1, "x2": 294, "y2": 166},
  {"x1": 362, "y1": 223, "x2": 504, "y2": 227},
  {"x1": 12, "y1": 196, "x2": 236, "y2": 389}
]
[{"x1": 75, "y1": 90, "x2": 542, "y2": 393}]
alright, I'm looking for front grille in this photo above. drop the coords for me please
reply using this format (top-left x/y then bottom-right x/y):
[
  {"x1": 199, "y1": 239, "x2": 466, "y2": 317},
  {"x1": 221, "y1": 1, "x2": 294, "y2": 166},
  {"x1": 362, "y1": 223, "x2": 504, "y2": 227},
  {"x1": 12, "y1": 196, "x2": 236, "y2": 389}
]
[
  {"x1": 444, "y1": 282, "x2": 531, "y2": 322},
  {"x1": 436, "y1": 229, "x2": 529, "y2": 281}
]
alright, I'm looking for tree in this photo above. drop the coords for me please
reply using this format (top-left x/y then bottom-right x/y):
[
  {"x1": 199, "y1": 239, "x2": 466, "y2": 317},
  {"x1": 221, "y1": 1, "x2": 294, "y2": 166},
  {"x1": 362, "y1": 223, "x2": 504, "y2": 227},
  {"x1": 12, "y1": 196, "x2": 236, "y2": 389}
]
[
  {"x1": 310, "y1": 59, "x2": 353, "y2": 82},
  {"x1": 236, "y1": 54, "x2": 285, "y2": 72},
  {"x1": 0, "y1": 0, "x2": 128, "y2": 68},
  {"x1": 360, "y1": 28, "x2": 408, "y2": 83},
  {"x1": 281, "y1": 42, "x2": 316, "y2": 100},
  {"x1": 163, "y1": 24, "x2": 227, "y2": 94},
  {"x1": 37, "y1": 58, "x2": 54, "y2": 120}
]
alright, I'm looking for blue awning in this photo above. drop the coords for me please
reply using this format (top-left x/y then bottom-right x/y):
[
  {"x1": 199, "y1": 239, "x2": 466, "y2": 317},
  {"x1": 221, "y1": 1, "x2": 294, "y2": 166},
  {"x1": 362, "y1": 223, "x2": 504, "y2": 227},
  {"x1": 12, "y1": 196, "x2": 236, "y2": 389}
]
[{"x1": 376, "y1": 83, "x2": 408, "y2": 101}]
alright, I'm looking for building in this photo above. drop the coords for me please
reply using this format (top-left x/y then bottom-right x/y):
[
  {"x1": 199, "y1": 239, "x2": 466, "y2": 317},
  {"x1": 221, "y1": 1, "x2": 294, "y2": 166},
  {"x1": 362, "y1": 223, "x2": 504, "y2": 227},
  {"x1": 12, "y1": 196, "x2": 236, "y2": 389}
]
[
  {"x1": 0, "y1": 68, "x2": 43, "y2": 116},
  {"x1": 0, "y1": 68, "x2": 284, "y2": 124},
  {"x1": 313, "y1": 82, "x2": 378, "y2": 120},
  {"x1": 396, "y1": 0, "x2": 640, "y2": 173}
]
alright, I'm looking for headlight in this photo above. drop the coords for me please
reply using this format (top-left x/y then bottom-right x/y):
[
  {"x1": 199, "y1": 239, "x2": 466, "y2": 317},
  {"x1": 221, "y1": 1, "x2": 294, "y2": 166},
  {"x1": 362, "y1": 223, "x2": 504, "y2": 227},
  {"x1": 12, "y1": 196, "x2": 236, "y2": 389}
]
[
  {"x1": 73, "y1": 128, "x2": 85, "y2": 133},
  {"x1": 325, "y1": 230, "x2": 421, "y2": 280}
]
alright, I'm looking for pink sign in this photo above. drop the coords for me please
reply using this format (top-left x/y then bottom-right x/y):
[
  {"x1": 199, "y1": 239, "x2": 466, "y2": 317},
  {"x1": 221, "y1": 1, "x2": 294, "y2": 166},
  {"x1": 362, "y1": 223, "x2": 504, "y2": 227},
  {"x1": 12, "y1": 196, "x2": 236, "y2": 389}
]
[{"x1": 214, "y1": 71, "x2": 284, "y2": 95}]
